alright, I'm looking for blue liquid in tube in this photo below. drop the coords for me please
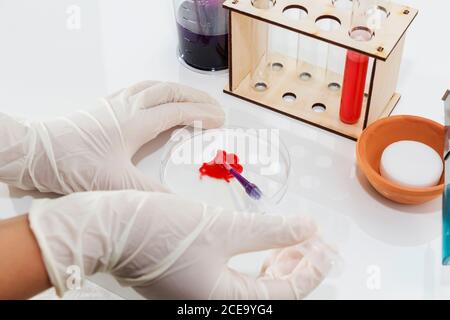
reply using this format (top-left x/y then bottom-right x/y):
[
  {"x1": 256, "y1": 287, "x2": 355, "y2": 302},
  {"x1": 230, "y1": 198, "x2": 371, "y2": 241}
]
[
  {"x1": 443, "y1": 184, "x2": 450, "y2": 265},
  {"x1": 442, "y1": 90, "x2": 449, "y2": 265}
]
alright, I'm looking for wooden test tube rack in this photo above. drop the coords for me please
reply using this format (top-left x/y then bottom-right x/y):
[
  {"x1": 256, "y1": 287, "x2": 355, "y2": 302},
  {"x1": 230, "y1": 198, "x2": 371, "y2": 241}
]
[{"x1": 223, "y1": 0, "x2": 418, "y2": 140}]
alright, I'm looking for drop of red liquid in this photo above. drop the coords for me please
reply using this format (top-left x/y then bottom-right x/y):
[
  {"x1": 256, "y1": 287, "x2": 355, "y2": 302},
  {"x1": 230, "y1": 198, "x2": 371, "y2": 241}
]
[{"x1": 199, "y1": 150, "x2": 243, "y2": 183}]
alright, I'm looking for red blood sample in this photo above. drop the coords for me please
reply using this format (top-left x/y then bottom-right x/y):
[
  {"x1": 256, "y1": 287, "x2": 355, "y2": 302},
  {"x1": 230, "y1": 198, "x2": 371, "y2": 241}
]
[
  {"x1": 339, "y1": 50, "x2": 369, "y2": 124},
  {"x1": 199, "y1": 150, "x2": 243, "y2": 183}
]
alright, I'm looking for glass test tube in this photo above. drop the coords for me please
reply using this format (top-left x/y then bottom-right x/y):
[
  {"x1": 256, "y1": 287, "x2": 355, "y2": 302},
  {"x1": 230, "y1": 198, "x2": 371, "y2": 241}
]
[
  {"x1": 328, "y1": 0, "x2": 353, "y2": 90},
  {"x1": 331, "y1": 0, "x2": 353, "y2": 10},
  {"x1": 297, "y1": 14, "x2": 342, "y2": 86},
  {"x1": 269, "y1": 22, "x2": 298, "y2": 70},
  {"x1": 318, "y1": 16, "x2": 346, "y2": 90},
  {"x1": 297, "y1": 36, "x2": 325, "y2": 82},
  {"x1": 443, "y1": 90, "x2": 450, "y2": 265},
  {"x1": 286, "y1": 7, "x2": 314, "y2": 81},
  {"x1": 281, "y1": 6, "x2": 308, "y2": 60},
  {"x1": 250, "y1": 0, "x2": 273, "y2": 91},
  {"x1": 339, "y1": 0, "x2": 376, "y2": 124},
  {"x1": 325, "y1": 44, "x2": 346, "y2": 91},
  {"x1": 367, "y1": 0, "x2": 391, "y2": 29}
]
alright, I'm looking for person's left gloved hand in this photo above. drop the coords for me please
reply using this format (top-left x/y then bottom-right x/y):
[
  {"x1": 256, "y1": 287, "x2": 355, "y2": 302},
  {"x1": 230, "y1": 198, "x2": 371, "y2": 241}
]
[
  {"x1": 0, "y1": 81, "x2": 225, "y2": 194},
  {"x1": 29, "y1": 190, "x2": 336, "y2": 300}
]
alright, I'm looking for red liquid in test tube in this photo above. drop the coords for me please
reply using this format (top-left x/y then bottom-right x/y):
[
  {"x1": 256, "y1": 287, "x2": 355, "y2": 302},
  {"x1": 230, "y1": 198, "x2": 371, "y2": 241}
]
[{"x1": 339, "y1": 50, "x2": 369, "y2": 124}]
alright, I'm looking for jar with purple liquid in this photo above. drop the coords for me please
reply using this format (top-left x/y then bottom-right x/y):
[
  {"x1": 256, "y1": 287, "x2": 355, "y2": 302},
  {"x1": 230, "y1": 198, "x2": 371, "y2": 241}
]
[{"x1": 173, "y1": 0, "x2": 228, "y2": 72}]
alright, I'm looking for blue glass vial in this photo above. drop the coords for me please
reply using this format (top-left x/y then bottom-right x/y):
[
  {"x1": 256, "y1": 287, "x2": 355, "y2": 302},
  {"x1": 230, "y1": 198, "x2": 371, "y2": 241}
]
[
  {"x1": 443, "y1": 184, "x2": 450, "y2": 265},
  {"x1": 443, "y1": 89, "x2": 450, "y2": 265}
]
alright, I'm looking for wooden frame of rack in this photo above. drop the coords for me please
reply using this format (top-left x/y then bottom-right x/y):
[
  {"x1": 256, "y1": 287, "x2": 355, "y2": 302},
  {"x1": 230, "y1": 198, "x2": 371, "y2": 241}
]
[{"x1": 223, "y1": 0, "x2": 418, "y2": 140}]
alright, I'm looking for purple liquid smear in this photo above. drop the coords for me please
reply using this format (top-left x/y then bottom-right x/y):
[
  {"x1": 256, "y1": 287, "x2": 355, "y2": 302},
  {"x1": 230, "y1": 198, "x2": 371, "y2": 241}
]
[{"x1": 176, "y1": 1, "x2": 228, "y2": 71}]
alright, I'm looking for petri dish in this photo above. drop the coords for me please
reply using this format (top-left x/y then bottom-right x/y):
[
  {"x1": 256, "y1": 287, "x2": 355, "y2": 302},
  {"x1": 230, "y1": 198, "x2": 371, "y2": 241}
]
[{"x1": 160, "y1": 126, "x2": 291, "y2": 212}]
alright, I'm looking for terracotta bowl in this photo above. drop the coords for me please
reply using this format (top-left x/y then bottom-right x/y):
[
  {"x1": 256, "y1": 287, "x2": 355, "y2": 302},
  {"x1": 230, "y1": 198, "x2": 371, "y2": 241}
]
[{"x1": 356, "y1": 115, "x2": 444, "y2": 205}]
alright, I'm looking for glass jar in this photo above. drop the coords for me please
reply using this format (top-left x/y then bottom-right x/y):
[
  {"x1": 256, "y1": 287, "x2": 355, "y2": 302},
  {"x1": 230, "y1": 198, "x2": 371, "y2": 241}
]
[{"x1": 173, "y1": 0, "x2": 228, "y2": 72}]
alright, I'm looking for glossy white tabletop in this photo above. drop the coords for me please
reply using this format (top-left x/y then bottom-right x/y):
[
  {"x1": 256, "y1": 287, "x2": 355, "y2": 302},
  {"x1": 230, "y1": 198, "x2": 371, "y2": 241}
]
[{"x1": 0, "y1": 0, "x2": 449, "y2": 300}]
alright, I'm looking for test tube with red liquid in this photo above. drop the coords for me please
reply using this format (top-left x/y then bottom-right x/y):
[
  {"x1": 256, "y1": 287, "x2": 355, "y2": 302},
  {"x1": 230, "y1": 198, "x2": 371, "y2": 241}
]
[
  {"x1": 339, "y1": 49, "x2": 369, "y2": 124},
  {"x1": 339, "y1": 0, "x2": 380, "y2": 124}
]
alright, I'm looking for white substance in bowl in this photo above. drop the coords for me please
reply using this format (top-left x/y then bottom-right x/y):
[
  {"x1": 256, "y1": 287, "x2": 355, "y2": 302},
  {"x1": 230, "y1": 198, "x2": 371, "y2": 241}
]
[{"x1": 380, "y1": 140, "x2": 443, "y2": 189}]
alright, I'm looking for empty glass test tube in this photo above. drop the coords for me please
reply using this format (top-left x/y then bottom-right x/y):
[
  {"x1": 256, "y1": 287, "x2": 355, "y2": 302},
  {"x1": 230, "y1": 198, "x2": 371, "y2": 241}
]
[
  {"x1": 366, "y1": 0, "x2": 391, "y2": 29},
  {"x1": 298, "y1": 15, "x2": 343, "y2": 86},
  {"x1": 250, "y1": 0, "x2": 274, "y2": 91},
  {"x1": 327, "y1": 0, "x2": 353, "y2": 91},
  {"x1": 279, "y1": 6, "x2": 313, "y2": 81}
]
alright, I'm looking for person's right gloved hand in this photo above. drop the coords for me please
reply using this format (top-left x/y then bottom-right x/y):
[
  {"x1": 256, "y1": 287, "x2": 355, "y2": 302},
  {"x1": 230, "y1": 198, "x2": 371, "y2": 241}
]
[
  {"x1": 29, "y1": 191, "x2": 337, "y2": 299},
  {"x1": 0, "y1": 81, "x2": 224, "y2": 194}
]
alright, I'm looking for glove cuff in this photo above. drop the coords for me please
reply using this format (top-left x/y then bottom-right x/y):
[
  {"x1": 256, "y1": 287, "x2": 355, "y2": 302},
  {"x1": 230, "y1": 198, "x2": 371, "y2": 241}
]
[{"x1": 28, "y1": 198, "x2": 71, "y2": 297}]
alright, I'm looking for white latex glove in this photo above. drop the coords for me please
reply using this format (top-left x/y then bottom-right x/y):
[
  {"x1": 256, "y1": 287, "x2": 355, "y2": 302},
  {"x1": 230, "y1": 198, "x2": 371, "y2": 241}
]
[
  {"x1": 261, "y1": 237, "x2": 338, "y2": 290},
  {"x1": 0, "y1": 81, "x2": 224, "y2": 194},
  {"x1": 29, "y1": 191, "x2": 336, "y2": 300}
]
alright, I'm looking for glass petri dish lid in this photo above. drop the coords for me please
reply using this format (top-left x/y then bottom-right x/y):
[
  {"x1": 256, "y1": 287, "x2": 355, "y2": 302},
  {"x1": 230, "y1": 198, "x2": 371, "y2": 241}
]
[{"x1": 160, "y1": 126, "x2": 291, "y2": 212}]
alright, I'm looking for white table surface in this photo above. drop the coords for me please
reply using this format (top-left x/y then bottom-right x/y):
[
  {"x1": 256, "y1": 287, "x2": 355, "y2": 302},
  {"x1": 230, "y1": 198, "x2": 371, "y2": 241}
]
[{"x1": 0, "y1": 0, "x2": 449, "y2": 300}]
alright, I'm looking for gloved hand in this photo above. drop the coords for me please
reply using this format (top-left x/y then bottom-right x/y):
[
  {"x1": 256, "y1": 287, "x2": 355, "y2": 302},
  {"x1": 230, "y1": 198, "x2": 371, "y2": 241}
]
[
  {"x1": 29, "y1": 191, "x2": 336, "y2": 300},
  {"x1": 0, "y1": 81, "x2": 225, "y2": 194}
]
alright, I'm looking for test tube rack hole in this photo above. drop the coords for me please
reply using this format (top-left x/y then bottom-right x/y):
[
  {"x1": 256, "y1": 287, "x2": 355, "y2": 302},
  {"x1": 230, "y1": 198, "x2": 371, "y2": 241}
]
[{"x1": 223, "y1": 0, "x2": 418, "y2": 140}]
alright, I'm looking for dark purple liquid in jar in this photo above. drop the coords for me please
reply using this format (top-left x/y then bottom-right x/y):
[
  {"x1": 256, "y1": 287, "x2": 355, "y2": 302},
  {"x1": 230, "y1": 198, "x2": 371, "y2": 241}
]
[{"x1": 176, "y1": 1, "x2": 228, "y2": 71}]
